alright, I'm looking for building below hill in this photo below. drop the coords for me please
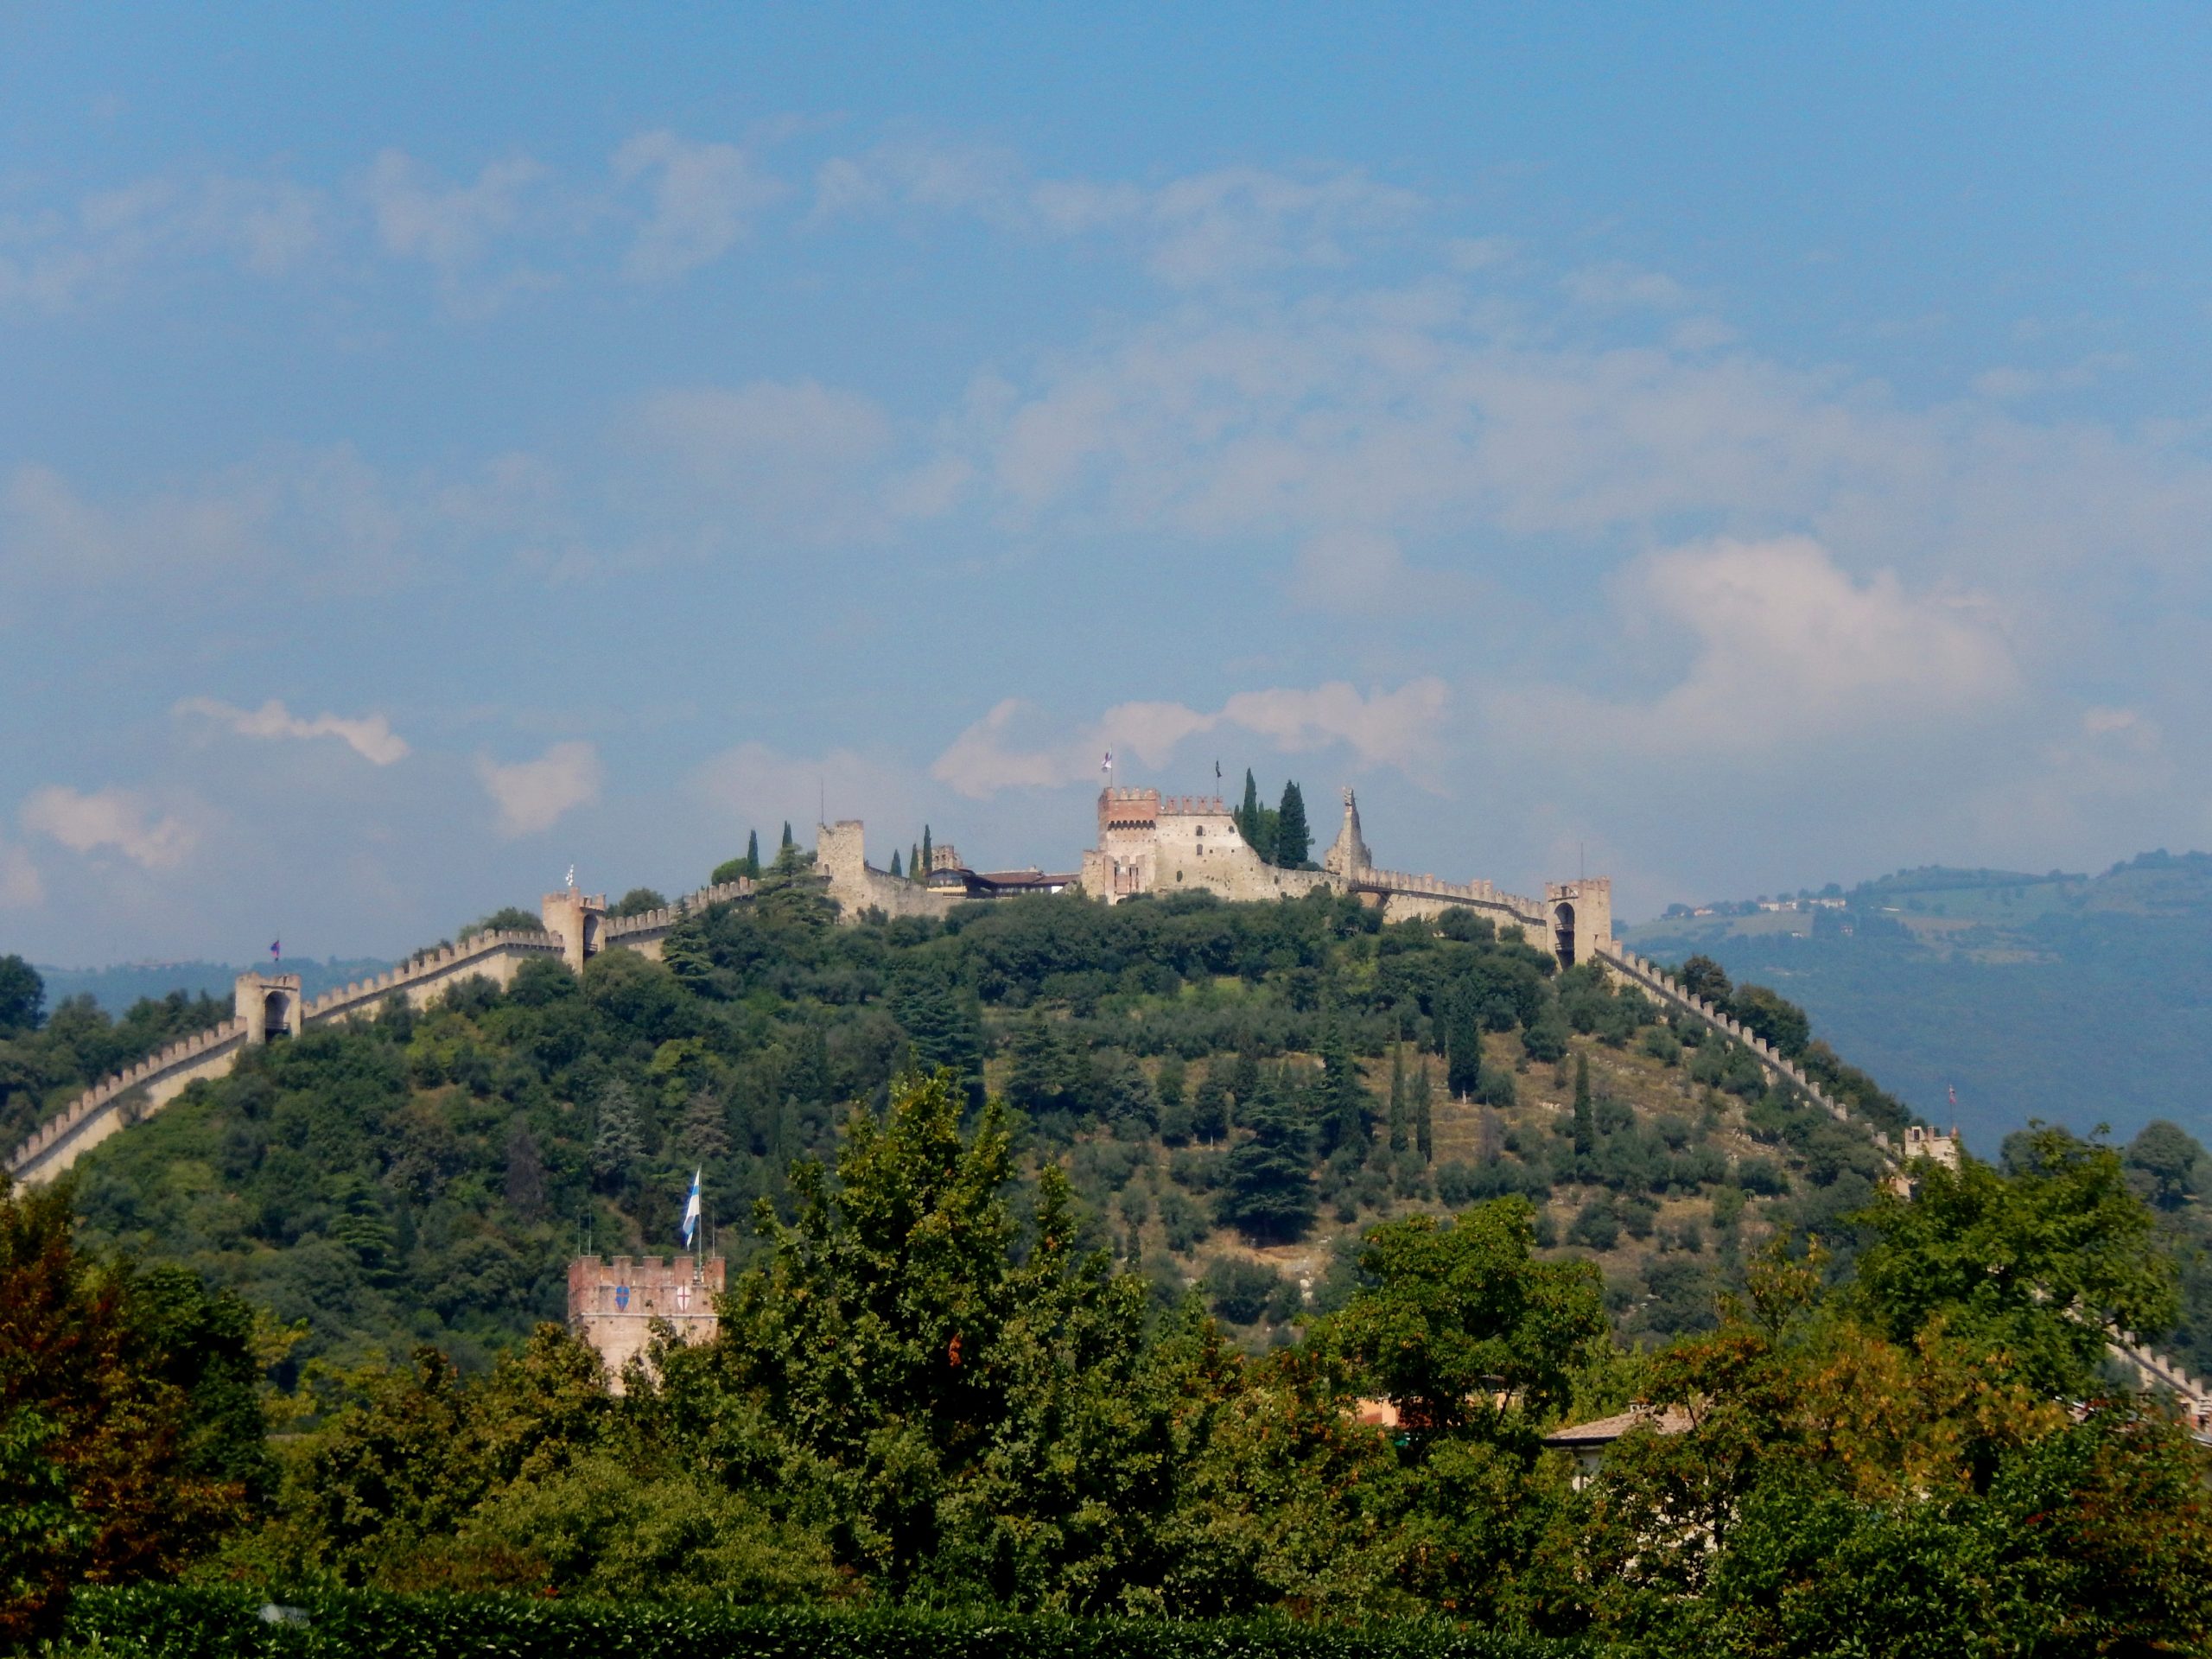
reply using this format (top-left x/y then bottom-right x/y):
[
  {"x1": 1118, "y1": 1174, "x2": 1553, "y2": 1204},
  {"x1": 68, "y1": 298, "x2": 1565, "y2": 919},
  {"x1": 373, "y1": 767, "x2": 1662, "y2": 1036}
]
[{"x1": 567, "y1": 1253, "x2": 723, "y2": 1388}]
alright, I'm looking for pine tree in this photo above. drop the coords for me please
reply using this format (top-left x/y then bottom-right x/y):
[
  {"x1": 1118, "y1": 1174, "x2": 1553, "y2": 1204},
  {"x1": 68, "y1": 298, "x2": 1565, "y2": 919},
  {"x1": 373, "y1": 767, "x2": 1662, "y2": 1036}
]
[
  {"x1": 1216, "y1": 1071, "x2": 1316, "y2": 1243},
  {"x1": 1275, "y1": 779, "x2": 1311, "y2": 868},
  {"x1": 1192, "y1": 1069, "x2": 1230, "y2": 1143},
  {"x1": 1413, "y1": 1060, "x2": 1433, "y2": 1163},
  {"x1": 1318, "y1": 1020, "x2": 1368, "y2": 1154},
  {"x1": 780, "y1": 821, "x2": 795, "y2": 852},
  {"x1": 1573, "y1": 1052, "x2": 1594, "y2": 1158},
  {"x1": 680, "y1": 1087, "x2": 732, "y2": 1165},
  {"x1": 889, "y1": 849, "x2": 903, "y2": 878},
  {"x1": 746, "y1": 829, "x2": 760, "y2": 877},
  {"x1": 1388, "y1": 1045, "x2": 1409, "y2": 1153},
  {"x1": 589, "y1": 1082, "x2": 645, "y2": 1192},
  {"x1": 1446, "y1": 987, "x2": 1484, "y2": 1100},
  {"x1": 1007, "y1": 1012, "x2": 1069, "y2": 1116}
]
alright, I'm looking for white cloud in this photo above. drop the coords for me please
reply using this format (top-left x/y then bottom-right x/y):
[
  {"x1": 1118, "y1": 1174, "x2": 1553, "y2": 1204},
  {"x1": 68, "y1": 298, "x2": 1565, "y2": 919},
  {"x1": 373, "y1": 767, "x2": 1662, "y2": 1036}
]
[
  {"x1": 0, "y1": 173, "x2": 324, "y2": 314},
  {"x1": 477, "y1": 741, "x2": 601, "y2": 838},
  {"x1": 813, "y1": 145, "x2": 1420, "y2": 287},
  {"x1": 1562, "y1": 261, "x2": 1694, "y2": 310},
  {"x1": 365, "y1": 149, "x2": 547, "y2": 308},
  {"x1": 21, "y1": 785, "x2": 195, "y2": 868},
  {"x1": 175, "y1": 697, "x2": 410, "y2": 766},
  {"x1": 1499, "y1": 537, "x2": 2019, "y2": 757},
  {"x1": 0, "y1": 842, "x2": 43, "y2": 908},
  {"x1": 931, "y1": 680, "x2": 1450, "y2": 798},
  {"x1": 614, "y1": 130, "x2": 785, "y2": 282}
]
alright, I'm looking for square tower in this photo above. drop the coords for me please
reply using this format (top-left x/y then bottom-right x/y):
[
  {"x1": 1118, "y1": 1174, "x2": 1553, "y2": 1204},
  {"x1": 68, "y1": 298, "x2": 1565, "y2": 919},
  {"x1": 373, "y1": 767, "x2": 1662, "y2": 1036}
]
[{"x1": 567, "y1": 1253, "x2": 725, "y2": 1389}]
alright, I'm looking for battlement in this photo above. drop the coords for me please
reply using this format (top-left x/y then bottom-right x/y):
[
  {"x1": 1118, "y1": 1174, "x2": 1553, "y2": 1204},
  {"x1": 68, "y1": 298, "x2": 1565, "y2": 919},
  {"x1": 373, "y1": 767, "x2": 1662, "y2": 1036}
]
[
  {"x1": 1157, "y1": 795, "x2": 1230, "y2": 817},
  {"x1": 569, "y1": 1253, "x2": 726, "y2": 1388}
]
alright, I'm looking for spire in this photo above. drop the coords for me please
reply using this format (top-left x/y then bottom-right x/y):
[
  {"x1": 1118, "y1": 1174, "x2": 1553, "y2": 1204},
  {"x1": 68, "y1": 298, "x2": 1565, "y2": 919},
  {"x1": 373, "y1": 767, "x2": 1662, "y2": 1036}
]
[{"x1": 1324, "y1": 785, "x2": 1371, "y2": 876}]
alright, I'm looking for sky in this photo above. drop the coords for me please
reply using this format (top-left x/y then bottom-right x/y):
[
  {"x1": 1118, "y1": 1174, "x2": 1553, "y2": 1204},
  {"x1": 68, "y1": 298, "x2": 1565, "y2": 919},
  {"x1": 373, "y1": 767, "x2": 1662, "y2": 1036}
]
[{"x1": 7, "y1": 3, "x2": 2212, "y2": 966}]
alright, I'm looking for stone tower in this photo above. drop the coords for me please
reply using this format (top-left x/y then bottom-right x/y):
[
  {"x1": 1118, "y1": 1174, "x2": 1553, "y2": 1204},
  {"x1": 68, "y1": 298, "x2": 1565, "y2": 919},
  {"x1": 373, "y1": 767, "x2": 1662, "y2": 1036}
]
[
  {"x1": 1323, "y1": 786, "x2": 1372, "y2": 878},
  {"x1": 568, "y1": 1253, "x2": 725, "y2": 1389},
  {"x1": 542, "y1": 886, "x2": 607, "y2": 973},
  {"x1": 233, "y1": 971, "x2": 302, "y2": 1044},
  {"x1": 1544, "y1": 878, "x2": 1613, "y2": 969}
]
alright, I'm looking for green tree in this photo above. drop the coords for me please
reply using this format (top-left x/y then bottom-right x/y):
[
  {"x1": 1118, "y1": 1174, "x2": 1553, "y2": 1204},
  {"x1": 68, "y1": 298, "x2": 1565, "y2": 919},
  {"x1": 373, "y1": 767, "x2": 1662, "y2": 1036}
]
[
  {"x1": 779, "y1": 822, "x2": 794, "y2": 852},
  {"x1": 1316, "y1": 1019, "x2": 1369, "y2": 1154},
  {"x1": 0, "y1": 956, "x2": 41, "y2": 1036},
  {"x1": 888, "y1": 849, "x2": 903, "y2": 878},
  {"x1": 588, "y1": 1083, "x2": 645, "y2": 1192},
  {"x1": 1849, "y1": 1127, "x2": 2177, "y2": 1397},
  {"x1": 0, "y1": 1179, "x2": 267, "y2": 1641},
  {"x1": 678, "y1": 1088, "x2": 731, "y2": 1166},
  {"x1": 702, "y1": 1071, "x2": 1177, "y2": 1605},
  {"x1": 2126, "y1": 1119, "x2": 2204, "y2": 1210},
  {"x1": 1444, "y1": 987, "x2": 1484, "y2": 1100},
  {"x1": 1274, "y1": 780, "x2": 1311, "y2": 868},
  {"x1": 1572, "y1": 1053, "x2": 1594, "y2": 1159},
  {"x1": 1387, "y1": 1046, "x2": 1409, "y2": 1154},
  {"x1": 613, "y1": 887, "x2": 667, "y2": 918},
  {"x1": 1216, "y1": 1073, "x2": 1315, "y2": 1243},
  {"x1": 920, "y1": 825, "x2": 932, "y2": 877},
  {"x1": 1413, "y1": 1059, "x2": 1434, "y2": 1163},
  {"x1": 1318, "y1": 1198, "x2": 1605, "y2": 1438}
]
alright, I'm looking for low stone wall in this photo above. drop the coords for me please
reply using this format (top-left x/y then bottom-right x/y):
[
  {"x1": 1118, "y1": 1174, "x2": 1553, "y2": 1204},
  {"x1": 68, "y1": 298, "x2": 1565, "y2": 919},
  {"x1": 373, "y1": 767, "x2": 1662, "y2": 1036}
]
[{"x1": 5, "y1": 1019, "x2": 250, "y2": 1186}]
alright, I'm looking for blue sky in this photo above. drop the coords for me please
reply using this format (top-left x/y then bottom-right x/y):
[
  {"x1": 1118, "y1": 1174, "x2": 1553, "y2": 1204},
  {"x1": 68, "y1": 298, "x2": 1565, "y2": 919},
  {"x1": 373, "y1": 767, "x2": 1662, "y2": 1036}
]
[{"x1": 7, "y1": 3, "x2": 2212, "y2": 965}]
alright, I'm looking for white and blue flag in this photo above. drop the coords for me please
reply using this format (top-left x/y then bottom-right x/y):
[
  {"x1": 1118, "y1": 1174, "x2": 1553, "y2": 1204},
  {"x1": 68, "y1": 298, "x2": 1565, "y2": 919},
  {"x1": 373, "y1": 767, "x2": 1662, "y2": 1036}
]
[{"x1": 681, "y1": 1168, "x2": 702, "y2": 1249}]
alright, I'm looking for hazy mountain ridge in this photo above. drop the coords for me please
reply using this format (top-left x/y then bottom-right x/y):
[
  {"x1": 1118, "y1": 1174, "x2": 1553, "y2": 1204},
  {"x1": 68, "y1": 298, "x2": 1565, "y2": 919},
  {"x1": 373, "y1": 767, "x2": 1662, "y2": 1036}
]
[{"x1": 1624, "y1": 850, "x2": 2212, "y2": 1152}]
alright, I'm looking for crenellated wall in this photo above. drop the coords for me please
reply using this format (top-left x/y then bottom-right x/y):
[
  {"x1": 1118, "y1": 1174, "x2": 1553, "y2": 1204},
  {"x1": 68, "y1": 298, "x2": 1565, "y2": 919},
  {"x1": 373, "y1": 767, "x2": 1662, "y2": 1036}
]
[
  {"x1": 817, "y1": 821, "x2": 962, "y2": 920},
  {"x1": 4, "y1": 879, "x2": 770, "y2": 1187}
]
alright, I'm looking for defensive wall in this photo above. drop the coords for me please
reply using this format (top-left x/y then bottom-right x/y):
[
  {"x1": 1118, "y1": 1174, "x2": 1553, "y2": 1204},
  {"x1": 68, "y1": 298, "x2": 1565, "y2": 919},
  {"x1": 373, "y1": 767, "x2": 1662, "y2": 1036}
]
[
  {"x1": 568, "y1": 1253, "x2": 725, "y2": 1388},
  {"x1": 5, "y1": 880, "x2": 753, "y2": 1189}
]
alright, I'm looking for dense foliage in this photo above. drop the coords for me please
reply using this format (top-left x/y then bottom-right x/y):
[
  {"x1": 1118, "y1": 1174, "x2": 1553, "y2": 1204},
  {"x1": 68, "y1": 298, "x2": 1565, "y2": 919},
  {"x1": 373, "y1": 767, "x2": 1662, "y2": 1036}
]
[
  {"x1": 65, "y1": 1585, "x2": 1571, "y2": 1659},
  {"x1": 14, "y1": 1089, "x2": 2212, "y2": 1651},
  {"x1": 61, "y1": 865, "x2": 1910, "y2": 1374},
  {"x1": 0, "y1": 957, "x2": 229, "y2": 1149}
]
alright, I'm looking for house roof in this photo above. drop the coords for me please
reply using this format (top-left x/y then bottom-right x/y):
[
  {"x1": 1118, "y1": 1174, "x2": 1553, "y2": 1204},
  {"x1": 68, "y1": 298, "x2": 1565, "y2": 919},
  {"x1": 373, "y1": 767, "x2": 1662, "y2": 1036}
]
[{"x1": 1540, "y1": 1404, "x2": 1694, "y2": 1449}]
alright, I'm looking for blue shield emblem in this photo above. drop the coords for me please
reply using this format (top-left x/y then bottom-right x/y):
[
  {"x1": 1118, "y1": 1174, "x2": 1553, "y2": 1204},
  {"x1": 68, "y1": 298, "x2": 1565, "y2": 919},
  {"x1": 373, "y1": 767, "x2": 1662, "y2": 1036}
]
[{"x1": 614, "y1": 1285, "x2": 631, "y2": 1311}]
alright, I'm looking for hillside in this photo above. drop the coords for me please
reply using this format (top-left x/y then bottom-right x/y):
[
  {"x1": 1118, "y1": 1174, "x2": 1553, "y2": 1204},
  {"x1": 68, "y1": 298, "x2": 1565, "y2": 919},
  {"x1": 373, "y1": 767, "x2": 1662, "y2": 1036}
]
[
  {"x1": 1624, "y1": 850, "x2": 2212, "y2": 1152},
  {"x1": 43, "y1": 854, "x2": 1926, "y2": 1378}
]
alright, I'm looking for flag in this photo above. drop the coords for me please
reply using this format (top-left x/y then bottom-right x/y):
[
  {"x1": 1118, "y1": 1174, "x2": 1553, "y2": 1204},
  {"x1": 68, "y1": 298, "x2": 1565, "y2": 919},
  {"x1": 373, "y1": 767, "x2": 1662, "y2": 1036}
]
[
  {"x1": 1101, "y1": 751, "x2": 1113, "y2": 773},
  {"x1": 1215, "y1": 760, "x2": 1222, "y2": 779},
  {"x1": 1947, "y1": 1084, "x2": 1958, "y2": 1109},
  {"x1": 270, "y1": 939, "x2": 280, "y2": 963},
  {"x1": 681, "y1": 1168, "x2": 702, "y2": 1249}
]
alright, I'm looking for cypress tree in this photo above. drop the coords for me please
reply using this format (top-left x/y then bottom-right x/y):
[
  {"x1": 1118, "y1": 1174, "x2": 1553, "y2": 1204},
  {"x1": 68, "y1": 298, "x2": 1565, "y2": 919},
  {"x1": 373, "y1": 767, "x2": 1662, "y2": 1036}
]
[
  {"x1": 1275, "y1": 779, "x2": 1311, "y2": 868},
  {"x1": 1413, "y1": 1060, "x2": 1434, "y2": 1163},
  {"x1": 921, "y1": 825, "x2": 933, "y2": 876},
  {"x1": 1573, "y1": 1052, "x2": 1595, "y2": 1157},
  {"x1": 779, "y1": 822, "x2": 794, "y2": 852},
  {"x1": 1388, "y1": 1045, "x2": 1409, "y2": 1153},
  {"x1": 888, "y1": 849, "x2": 903, "y2": 878},
  {"x1": 1237, "y1": 769, "x2": 1263, "y2": 854},
  {"x1": 911, "y1": 842, "x2": 923, "y2": 882},
  {"x1": 1446, "y1": 987, "x2": 1484, "y2": 1099},
  {"x1": 745, "y1": 829, "x2": 760, "y2": 878}
]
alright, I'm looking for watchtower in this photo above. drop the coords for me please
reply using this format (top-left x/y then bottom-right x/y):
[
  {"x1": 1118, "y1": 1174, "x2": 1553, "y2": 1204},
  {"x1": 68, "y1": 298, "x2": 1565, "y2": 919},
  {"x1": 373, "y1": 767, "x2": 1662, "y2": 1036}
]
[
  {"x1": 1545, "y1": 878, "x2": 1613, "y2": 969},
  {"x1": 542, "y1": 887, "x2": 607, "y2": 974},
  {"x1": 233, "y1": 971, "x2": 302, "y2": 1044}
]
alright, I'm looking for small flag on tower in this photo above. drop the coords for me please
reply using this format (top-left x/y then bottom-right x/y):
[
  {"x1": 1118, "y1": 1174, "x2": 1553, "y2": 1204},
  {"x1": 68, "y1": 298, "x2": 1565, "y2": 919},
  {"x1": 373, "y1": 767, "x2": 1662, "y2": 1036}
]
[
  {"x1": 681, "y1": 1168, "x2": 702, "y2": 1249},
  {"x1": 1947, "y1": 1084, "x2": 1958, "y2": 1109},
  {"x1": 1101, "y1": 751, "x2": 1113, "y2": 773},
  {"x1": 270, "y1": 939, "x2": 280, "y2": 963}
]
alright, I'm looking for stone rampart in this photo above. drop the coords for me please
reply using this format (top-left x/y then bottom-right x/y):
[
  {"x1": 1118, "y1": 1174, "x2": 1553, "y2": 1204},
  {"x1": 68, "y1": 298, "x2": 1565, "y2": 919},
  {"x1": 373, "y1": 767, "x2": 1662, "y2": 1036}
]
[
  {"x1": 817, "y1": 821, "x2": 963, "y2": 920},
  {"x1": 600, "y1": 879, "x2": 755, "y2": 959}
]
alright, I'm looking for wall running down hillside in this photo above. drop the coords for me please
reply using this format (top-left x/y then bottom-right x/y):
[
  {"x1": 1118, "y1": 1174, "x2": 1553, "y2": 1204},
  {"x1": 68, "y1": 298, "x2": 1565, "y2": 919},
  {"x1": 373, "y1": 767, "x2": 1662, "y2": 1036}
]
[{"x1": 3, "y1": 878, "x2": 755, "y2": 1189}]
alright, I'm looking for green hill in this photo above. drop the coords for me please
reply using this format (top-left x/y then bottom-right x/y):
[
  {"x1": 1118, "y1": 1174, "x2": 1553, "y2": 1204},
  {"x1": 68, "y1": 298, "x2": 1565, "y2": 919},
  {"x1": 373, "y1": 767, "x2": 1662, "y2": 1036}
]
[
  {"x1": 1624, "y1": 850, "x2": 2212, "y2": 1153},
  {"x1": 41, "y1": 857, "x2": 1910, "y2": 1378}
]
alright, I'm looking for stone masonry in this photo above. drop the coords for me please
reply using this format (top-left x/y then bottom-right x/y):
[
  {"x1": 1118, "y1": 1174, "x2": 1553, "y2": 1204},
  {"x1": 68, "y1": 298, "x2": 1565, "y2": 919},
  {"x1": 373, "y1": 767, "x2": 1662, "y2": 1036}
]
[{"x1": 568, "y1": 1253, "x2": 725, "y2": 1387}]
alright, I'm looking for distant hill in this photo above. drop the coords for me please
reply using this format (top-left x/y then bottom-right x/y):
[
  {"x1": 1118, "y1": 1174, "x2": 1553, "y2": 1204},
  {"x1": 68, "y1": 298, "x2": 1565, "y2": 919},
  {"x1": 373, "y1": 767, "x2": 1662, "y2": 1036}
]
[
  {"x1": 1624, "y1": 850, "x2": 2212, "y2": 1153},
  {"x1": 35, "y1": 957, "x2": 392, "y2": 1015}
]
